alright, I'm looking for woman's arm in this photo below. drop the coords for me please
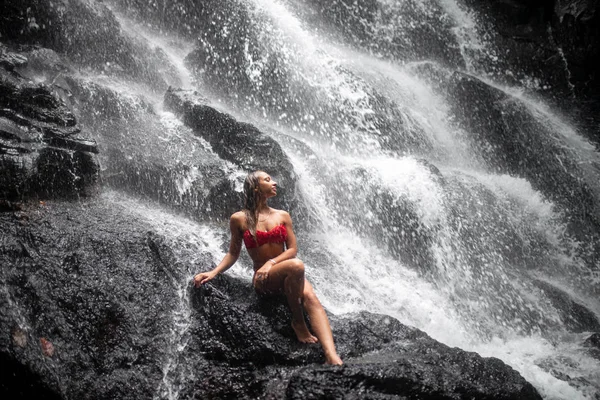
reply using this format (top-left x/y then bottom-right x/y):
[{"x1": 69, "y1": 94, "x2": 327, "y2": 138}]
[
  {"x1": 255, "y1": 211, "x2": 297, "y2": 274},
  {"x1": 253, "y1": 211, "x2": 298, "y2": 286},
  {"x1": 270, "y1": 210, "x2": 297, "y2": 264},
  {"x1": 193, "y1": 213, "x2": 244, "y2": 287}
]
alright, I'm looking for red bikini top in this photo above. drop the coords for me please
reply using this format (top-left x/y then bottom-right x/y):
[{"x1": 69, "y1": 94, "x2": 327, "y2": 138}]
[{"x1": 243, "y1": 224, "x2": 288, "y2": 249}]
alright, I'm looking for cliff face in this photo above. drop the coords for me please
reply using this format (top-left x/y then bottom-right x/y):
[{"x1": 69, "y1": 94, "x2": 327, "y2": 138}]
[
  {"x1": 0, "y1": 46, "x2": 98, "y2": 207},
  {"x1": 461, "y1": 0, "x2": 600, "y2": 143}
]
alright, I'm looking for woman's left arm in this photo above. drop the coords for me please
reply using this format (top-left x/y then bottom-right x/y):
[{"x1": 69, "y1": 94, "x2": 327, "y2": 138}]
[
  {"x1": 271, "y1": 211, "x2": 297, "y2": 263},
  {"x1": 254, "y1": 211, "x2": 298, "y2": 284}
]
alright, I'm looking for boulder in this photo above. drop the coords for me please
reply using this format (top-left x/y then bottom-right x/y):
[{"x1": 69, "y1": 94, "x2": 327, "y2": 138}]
[
  {"x1": 533, "y1": 280, "x2": 600, "y2": 333},
  {"x1": 0, "y1": 200, "x2": 542, "y2": 400},
  {"x1": 0, "y1": 48, "x2": 98, "y2": 201},
  {"x1": 302, "y1": 0, "x2": 464, "y2": 68},
  {"x1": 460, "y1": 0, "x2": 600, "y2": 143},
  {"x1": 583, "y1": 333, "x2": 600, "y2": 360},
  {"x1": 0, "y1": 0, "x2": 175, "y2": 92},
  {"x1": 444, "y1": 72, "x2": 598, "y2": 223},
  {"x1": 164, "y1": 88, "x2": 302, "y2": 216},
  {"x1": 0, "y1": 202, "x2": 179, "y2": 400},
  {"x1": 184, "y1": 276, "x2": 542, "y2": 399}
]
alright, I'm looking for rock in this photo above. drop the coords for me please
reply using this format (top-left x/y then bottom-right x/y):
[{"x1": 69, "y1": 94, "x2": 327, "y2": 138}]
[
  {"x1": 0, "y1": 45, "x2": 28, "y2": 71},
  {"x1": 460, "y1": 0, "x2": 600, "y2": 143},
  {"x1": 0, "y1": 0, "x2": 173, "y2": 92},
  {"x1": 164, "y1": 88, "x2": 302, "y2": 215},
  {"x1": 550, "y1": 0, "x2": 600, "y2": 142},
  {"x1": 302, "y1": 0, "x2": 464, "y2": 68},
  {"x1": 0, "y1": 352, "x2": 62, "y2": 400},
  {"x1": 583, "y1": 333, "x2": 600, "y2": 360},
  {"x1": 584, "y1": 332, "x2": 600, "y2": 348},
  {"x1": 0, "y1": 201, "x2": 180, "y2": 400},
  {"x1": 533, "y1": 280, "x2": 600, "y2": 333},
  {"x1": 0, "y1": 52, "x2": 98, "y2": 202},
  {"x1": 459, "y1": 0, "x2": 570, "y2": 96},
  {"x1": 188, "y1": 271, "x2": 542, "y2": 399},
  {"x1": 0, "y1": 202, "x2": 542, "y2": 400},
  {"x1": 286, "y1": 358, "x2": 540, "y2": 400},
  {"x1": 444, "y1": 72, "x2": 598, "y2": 221}
]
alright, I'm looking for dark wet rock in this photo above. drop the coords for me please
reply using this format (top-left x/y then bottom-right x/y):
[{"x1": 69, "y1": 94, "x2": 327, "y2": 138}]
[
  {"x1": 185, "y1": 274, "x2": 541, "y2": 399},
  {"x1": 444, "y1": 72, "x2": 597, "y2": 221},
  {"x1": 164, "y1": 87, "x2": 302, "y2": 215},
  {"x1": 461, "y1": 0, "x2": 600, "y2": 143},
  {"x1": 195, "y1": 276, "x2": 541, "y2": 399},
  {"x1": 0, "y1": 352, "x2": 62, "y2": 400},
  {"x1": 533, "y1": 280, "x2": 600, "y2": 333},
  {"x1": 302, "y1": 0, "x2": 464, "y2": 69},
  {"x1": 584, "y1": 333, "x2": 600, "y2": 348},
  {"x1": 0, "y1": 201, "x2": 180, "y2": 400},
  {"x1": 583, "y1": 333, "x2": 600, "y2": 361},
  {"x1": 0, "y1": 52, "x2": 98, "y2": 201},
  {"x1": 461, "y1": 0, "x2": 569, "y2": 94},
  {"x1": 550, "y1": 0, "x2": 600, "y2": 142},
  {"x1": 0, "y1": 45, "x2": 28, "y2": 71},
  {"x1": 1, "y1": 201, "x2": 542, "y2": 400},
  {"x1": 0, "y1": 0, "x2": 174, "y2": 92},
  {"x1": 285, "y1": 357, "x2": 540, "y2": 400}
]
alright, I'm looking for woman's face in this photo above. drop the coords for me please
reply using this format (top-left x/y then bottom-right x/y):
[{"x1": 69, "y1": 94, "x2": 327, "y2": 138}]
[{"x1": 256, "y1": 171, "x2": 277, "y2": 198}]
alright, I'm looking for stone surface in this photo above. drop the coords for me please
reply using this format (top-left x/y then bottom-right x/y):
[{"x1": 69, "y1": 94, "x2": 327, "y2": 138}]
[
  {"x1": 0, "y1": 201, "x2": 542, "y2": 400},
  {"x1": 0, "y1": 0, "x2": 177, "y2": 92},
  {"x1": 533, "y1": 280, "x2": 600, "y2": 333},
  {"x1": 303, "y1": 0, "x2": 464, "y2": 69},
  {"x1": 444, "y1": 72, "x2": 598, "y2": 224},
  {"x1": 0, "y1": 47, "x2": 98, "y2": 201},
  {"x1": 461, "y1": 0, "x2": 600, "y2": 143},
  {"x1": 164, "y1": 88, "x2": 303, "y2": 217}
]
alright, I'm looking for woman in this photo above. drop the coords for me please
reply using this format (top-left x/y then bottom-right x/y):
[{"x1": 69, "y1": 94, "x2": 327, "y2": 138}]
[{"x1": 193, "y1": 170, "x2": 343, "y2": 365}]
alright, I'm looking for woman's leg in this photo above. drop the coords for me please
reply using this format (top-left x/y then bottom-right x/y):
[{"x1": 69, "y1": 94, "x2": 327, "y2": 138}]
[
  {"x1": 254, "y1": 259, "x2": 317, "y2": 343},
  {"x1": 302, "y1": 280, "x2": 343, "y2": 365}
]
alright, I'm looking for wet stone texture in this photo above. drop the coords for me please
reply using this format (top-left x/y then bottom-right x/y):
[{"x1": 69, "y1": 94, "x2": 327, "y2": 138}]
[
  {"x1": 0, "y1": 201, "x2": 542, "y2": 400},
  {"x1": 0, "y1": 46, "x2": 98, "y2": 203},
  {"x1": 0, "y1": 0, "x2": 173, "y2": 92},
  {"x1": 164, "y1": 88, "x2": 304, "y2": 219},
  {"x1": 462, "y1": 0, "x2": 600, "y2": 145}
]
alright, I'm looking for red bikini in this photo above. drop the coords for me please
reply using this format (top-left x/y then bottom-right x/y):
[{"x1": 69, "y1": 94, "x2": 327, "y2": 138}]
[{"x1": 243, "y1": 224, "x2": 288, "y2": 248}]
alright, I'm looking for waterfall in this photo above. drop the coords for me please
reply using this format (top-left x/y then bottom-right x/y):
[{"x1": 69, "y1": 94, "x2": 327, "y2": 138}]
[{"x1": 34, "y1": 0, "x2": 599, "y2": 398}]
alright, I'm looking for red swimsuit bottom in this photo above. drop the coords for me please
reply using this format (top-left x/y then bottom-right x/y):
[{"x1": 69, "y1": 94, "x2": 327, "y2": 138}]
[{"x1": 243, "y1": 224, "x2": 288, "y2": 248}]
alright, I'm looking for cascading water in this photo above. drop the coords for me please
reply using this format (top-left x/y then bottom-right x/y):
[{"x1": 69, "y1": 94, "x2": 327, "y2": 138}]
[{"x1": 34, "y1": 0, "x2": 600, "y2": 398}]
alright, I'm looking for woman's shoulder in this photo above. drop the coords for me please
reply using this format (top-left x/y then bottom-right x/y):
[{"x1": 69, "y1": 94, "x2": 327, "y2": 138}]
[
  {"x1": 272, "y1": 208, "x2": 291, "y2": 222},
  {"x1": 230, "y1": 211, "x2": 247, "y2": 228}
]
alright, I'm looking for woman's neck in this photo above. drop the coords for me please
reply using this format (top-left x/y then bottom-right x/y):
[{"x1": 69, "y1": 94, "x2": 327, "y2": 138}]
[{"x1": 256, "y1": 199, "x2": 269, "y2": 213}]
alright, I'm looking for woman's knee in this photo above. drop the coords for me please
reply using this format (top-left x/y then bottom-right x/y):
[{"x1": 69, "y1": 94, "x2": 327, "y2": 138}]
[{"x1": 288, "y1": 258, "x2": 305, "y2": 277}]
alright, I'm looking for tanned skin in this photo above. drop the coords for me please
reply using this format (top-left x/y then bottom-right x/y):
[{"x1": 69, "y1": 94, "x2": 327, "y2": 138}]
[{"x1": 194, "y1": 171, "x2": 343, "y2": 365}]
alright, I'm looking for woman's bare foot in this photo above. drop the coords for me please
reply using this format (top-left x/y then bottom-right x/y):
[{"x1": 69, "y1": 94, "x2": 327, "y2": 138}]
[
  {"x1": 325, "y1": 352, "x2": 343, "y2": 365},
  {"x1": 292, "y1": 320, "x2": 319, "y2": 343}
]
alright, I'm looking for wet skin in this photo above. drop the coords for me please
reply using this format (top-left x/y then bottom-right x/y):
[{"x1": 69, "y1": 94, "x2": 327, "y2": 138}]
[{"x1": 194, "y1": 172, "x2": 342, "y2": 365}]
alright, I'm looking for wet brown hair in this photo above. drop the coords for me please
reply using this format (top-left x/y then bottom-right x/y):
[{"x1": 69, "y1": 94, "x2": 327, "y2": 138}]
[{"x1": 242, "y1": 170, "x2": 264, "y2": 242}]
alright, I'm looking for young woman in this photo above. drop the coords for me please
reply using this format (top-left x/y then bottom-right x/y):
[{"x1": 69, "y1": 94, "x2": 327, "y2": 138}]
[{"x1": 193, "y1": 170, "x2": 343, "y2": 365}]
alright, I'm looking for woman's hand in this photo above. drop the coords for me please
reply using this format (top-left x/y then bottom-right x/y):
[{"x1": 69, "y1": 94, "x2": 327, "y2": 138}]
[
  {"x1": 254, "y1": 262, "x2": 273, "y2": 290},
  {"x1": 193, "y1": 270, "x2": 217, "y2": 287}
]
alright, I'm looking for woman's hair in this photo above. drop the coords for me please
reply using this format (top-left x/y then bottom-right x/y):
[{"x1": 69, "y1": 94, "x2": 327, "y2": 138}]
[{"x1": 242, "y1": 170, "x2": 264, "y2": 241}]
